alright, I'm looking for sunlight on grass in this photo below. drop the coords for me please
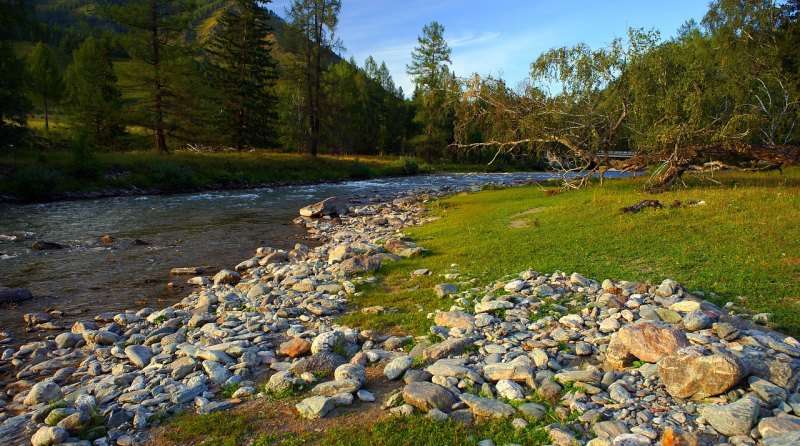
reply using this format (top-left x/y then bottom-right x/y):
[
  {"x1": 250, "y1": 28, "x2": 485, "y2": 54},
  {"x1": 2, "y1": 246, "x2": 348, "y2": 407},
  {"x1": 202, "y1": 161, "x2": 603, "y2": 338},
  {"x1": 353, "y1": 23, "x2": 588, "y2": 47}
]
[{"x1": 339, "y1": 169, "x2": 800, "y2": 336}]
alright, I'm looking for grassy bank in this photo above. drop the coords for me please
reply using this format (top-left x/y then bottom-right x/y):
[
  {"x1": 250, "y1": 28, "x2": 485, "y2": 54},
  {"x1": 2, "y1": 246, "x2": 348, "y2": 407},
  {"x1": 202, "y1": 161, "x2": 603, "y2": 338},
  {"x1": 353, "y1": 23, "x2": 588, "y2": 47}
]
[
  {"x1": 341, "y1": 168, "x2": 800, "y2": 337},
  {"x1": 0, "y1": 149, "x2": 540, "y2": 202}
]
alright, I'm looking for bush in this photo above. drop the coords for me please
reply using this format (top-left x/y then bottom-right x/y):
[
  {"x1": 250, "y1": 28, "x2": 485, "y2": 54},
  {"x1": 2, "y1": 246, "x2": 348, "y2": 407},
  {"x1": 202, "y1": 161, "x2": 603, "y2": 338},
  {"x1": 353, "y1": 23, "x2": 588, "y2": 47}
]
[
  {"x1": 150, "y1": 162, "x2": 196, "y2": 190},
  {"x1": 348, "y1": 160, "x2": 373, "y2": 179},
  {"x1": 392, "y1": 156, "x2": 420, "y2": 175},
  {"x1": 69, "y1": 131, "x2": 103, "y2": 181},
  {"x1": 13, "y1": 164, "x2": 64, "y2": 201}
]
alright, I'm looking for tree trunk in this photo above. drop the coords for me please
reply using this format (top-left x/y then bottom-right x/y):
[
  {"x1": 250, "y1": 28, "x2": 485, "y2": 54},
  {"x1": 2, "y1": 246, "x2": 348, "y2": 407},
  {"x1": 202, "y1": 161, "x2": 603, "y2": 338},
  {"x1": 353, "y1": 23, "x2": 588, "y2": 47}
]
[
  {"x1": 43, "y1": 96, "x2": 49, "y2": 131},
  {"x1": 151, "y1": 0, "x2": 167, "y2": 154}
]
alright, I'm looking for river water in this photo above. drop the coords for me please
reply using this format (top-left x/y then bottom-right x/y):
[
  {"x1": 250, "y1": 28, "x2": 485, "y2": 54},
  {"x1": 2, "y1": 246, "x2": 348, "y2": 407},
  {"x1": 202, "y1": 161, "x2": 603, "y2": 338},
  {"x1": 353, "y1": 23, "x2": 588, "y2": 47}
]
[{"x1": 0, "y1": 172, "x2": 632, "y2": 344}]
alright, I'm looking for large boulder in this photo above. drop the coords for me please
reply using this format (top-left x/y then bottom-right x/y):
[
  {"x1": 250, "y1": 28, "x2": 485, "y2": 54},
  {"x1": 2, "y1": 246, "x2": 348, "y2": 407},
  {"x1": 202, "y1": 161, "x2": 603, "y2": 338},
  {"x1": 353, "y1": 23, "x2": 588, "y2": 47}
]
[
  {"x1": 403, "y1": 382, "x2": 457, "y2": 413},
  {"x1": 605, "y1": 321, "x2": 689, "y2": 369},
  {"x1": 459, "y1": 393, "x2": 515, "y2": 419},
  {"x1": 434, "y1": 311, "x2": 475, "y2": 331},
  {"x1": 658, "y1": 346, "x2": 749, "y2": 399},
  {"x1": 23, "y1": 382, "x2": 62, "y2": 406},
  {"x1": 697, "y1": 396, "x2": 760, "y2": 436},
  {"x1": 299, "y1": 197, "x2": 349, "y2": 218},
  {"x1": 339, "y1": 255, "x2": 381, "y2": 276}
]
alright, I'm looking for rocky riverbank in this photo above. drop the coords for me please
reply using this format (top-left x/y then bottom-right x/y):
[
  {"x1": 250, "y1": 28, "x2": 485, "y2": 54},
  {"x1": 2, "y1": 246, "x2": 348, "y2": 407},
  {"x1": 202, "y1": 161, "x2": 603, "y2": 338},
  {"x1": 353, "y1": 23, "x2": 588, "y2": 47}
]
[{"x1": 1, "y1": 181, "x2": 798, "y2": 446}]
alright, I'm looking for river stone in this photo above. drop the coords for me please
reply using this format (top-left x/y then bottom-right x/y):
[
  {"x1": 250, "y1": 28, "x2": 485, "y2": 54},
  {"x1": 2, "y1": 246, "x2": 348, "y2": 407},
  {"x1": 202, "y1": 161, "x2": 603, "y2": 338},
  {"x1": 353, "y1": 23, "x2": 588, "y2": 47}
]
[
  {"x1": 656, "y1": 279, "x2": 679, "y2": 296},
  {"x1": 658, "y1": 347, "x2": 748, "y2": 399},
  {"x1": 24, "y1": 381, "x2": 62, "y2": 406},
  {"x1": 45, "y1": 408, "x2": 77, "y2": 426},
  {"x1": 83, "y1": 330, "x2": 119, "y2": 345},
  {"x1": 124, "y1": 345, "x2": 153, "y2": 368},
  {"x1": 55, "y1": 332, "x2": 82, "y2": 349},
  {"x1": 423, "y1": 337, "x2": 475, "y2": 362},
  {"x1": 0, "y1": 287, "x2": 33, "y2": 304},
  {"x1": 434, "y1": 311, "x2": 475, "y2": 331},
  {"x1": 290, "y1": 352, "x2": 346, "y2": 376},
  {"x1": 213, "y1": 269, "x2": 240, "y2": 286},
  {"x1": 593, "y1": 420, "x2": 631, "y2": 440},
  {"x1": 427, "y1": 361, "x2": 483, "y2": 383},
  {"x1": 474, "y1": 300, "x2": 514, "y2": 313},
  {"x1": 555, "y1": 369, "x2": 602, "y2": 386},
  {"x1": 761, "y1": 432, "x2": 800, "y2": 446},
  {"x1": 682, "y1": 309, "x2": 711, "y2": 332},
  {"x1": 599, "y1": 317, "x2": 621, "y2": 333},
  {"x1": 30, "y1": 426, "x2": 68, "y2": 446},
  {"x1": 606, "y1": 321, "x2": 689, "y2": 369},
  {"x1": 495, "y1": 380, "x2": 525, "y2": 400},
  {"x1": 299, "y1": 197, "x2": 348, "y2": 218},
  {"x1": 434, "y1": 283, "x2": 458, "y2": 297},
  {"x1": 311, "y1": 379, "x2": 361, "y2": 396},
  {"x1": 339, "y1": 255, "x2": 381, "y2": 275},
  {"x1": 202, "y1": 360, "x2": 232, "y2": 385},
  {"x1": 758, "y1": 415, "x2": 800, "y2": 438},
  {"x1": 611, "y1": 434, "x2": 652, "y2": 446},
  {"x1": 697, "y1": 396, "x2": 760, "y2": 436},
  {"x1": 278, "y1": 338, "x2": 311, "y2": 358},
  {"x1": 384, "y1": 335, "x2": 413, "y2": 350},
  {"x1": 403, "y1": 382, "x2": 457, "y2": 413},
  {"x1": 335, "y1": 364, "x2": 367, "y2": 385},
  {"x1": 296, "y1": 395, "x2": 336, "y2": 419},
  {"x1": 170, "y1": 357, "x2": 198, "y2": 379},
  {"x1": 750, "y1": 377, "x2": 788, "y2": 406},
  {"x1": 384, "y1": 355, "x2": 414, "y2": 380},
  {"x1": 483, "y1": 363, "x2": 534, "y2": 383},
  {"x1": 31, "y1": 241, "x2": 64, "y2": 251},
  {"x1": 311, "y1": 331, "x2": 345, "y2": 355},
  {"x1": 460, "y1": 393, "x2": 515, "y2": 419},
  {"x1": 58, "y1": 410, "x2": 91, "y2": 432},
  {"x1": 518, "y1": 403, "x2": 547, "y2": 421}
]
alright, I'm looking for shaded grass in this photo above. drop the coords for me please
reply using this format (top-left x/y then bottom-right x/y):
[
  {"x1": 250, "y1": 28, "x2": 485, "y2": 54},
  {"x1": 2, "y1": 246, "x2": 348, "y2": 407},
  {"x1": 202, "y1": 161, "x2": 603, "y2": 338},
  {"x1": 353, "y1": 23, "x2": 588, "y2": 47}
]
[
  {"x1": 164, "y1": 411, "x2": 256, "y2": 446},
  {"x1": 321, "y1": 416, "x2": 551, "y2": 446},
  {"x1": 339, "y1": 169, "x2": 800, "y2": 336},
  {"x1": 0, "y1": 146, "x2": 538, "y2": 201}
]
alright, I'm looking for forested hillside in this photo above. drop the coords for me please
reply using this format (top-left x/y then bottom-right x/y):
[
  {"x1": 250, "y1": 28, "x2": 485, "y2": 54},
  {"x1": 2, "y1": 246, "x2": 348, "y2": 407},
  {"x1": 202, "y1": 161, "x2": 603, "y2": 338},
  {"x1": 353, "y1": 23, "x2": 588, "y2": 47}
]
[{"x1": 1, "y1": 0, "x2": 798, "y2": 192}]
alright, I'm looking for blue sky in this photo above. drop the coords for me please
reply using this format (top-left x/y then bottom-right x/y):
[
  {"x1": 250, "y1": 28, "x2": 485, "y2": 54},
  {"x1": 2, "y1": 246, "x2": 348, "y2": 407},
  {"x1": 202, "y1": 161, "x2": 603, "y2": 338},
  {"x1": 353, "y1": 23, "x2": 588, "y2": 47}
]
[{"x1": 269, "y1": 0, "x2": 711, "y2": 95}]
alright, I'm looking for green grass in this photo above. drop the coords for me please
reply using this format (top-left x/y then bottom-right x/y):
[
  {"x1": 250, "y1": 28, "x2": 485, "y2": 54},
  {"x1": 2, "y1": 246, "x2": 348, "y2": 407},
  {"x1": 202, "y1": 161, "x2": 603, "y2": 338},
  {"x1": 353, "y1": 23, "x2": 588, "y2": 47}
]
[
  {"x1": 339, "y1": 169, "x2": 800, "y2": 336},
  {"x1": 165, "y1": 411, "x2": 255, "y2": 446},
  {"x1": 321, "y1": 416, "x2": 551, "y2": 446}
]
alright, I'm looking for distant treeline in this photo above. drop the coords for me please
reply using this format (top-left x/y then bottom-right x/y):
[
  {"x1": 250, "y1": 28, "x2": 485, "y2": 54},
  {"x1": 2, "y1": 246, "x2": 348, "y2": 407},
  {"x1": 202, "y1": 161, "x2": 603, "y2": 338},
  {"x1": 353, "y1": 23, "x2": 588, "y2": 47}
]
[{"x1": 1, "y1": 0, "x2": 798, "y2": 178}]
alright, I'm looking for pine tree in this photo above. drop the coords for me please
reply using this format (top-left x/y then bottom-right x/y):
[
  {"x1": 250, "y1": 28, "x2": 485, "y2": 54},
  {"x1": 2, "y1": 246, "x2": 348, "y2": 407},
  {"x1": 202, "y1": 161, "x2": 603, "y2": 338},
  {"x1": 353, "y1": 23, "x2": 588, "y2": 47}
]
[
  {"x1": 407, "y1": 22, "x2": 454, "y2": 161},
  {"x1": 64, "y1": 36, "x2": 124, "y2": 148},
  {"x1": 206, "y1": 0, "x2": 278, "y2": 151},
  {"x1": 286, "y1": 0, "x2": 342, "y2": 157},
  {"x1": 105, "y1": 0, "x2": 198, "y2": 153},
  {"x1": 26, "y1": 42, "x2": 64, "y2": 131},
  {"x1": 0, "y1": 0, "x2": 31, "y2": 140}
]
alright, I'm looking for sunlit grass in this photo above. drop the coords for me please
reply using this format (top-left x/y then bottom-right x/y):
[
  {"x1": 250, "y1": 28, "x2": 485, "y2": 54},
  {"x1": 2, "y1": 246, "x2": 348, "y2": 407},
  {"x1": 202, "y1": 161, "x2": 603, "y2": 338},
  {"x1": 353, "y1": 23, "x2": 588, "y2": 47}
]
[{"x1": 339, "y1": 169, "x2": 800, "y2": 336}]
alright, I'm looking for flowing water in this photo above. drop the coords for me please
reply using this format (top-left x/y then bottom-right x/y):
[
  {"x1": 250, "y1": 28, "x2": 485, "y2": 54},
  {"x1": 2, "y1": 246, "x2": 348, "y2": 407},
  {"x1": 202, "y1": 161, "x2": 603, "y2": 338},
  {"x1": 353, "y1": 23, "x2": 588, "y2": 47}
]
[{"x1": 0, "y1": 172, "x2": 634, "y2": 344}]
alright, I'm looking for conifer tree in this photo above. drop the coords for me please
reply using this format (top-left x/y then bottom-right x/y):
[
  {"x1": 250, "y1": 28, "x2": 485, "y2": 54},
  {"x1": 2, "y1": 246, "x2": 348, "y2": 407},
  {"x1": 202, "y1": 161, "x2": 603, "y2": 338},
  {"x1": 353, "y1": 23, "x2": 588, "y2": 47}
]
[
  {"x1": 407, "y1": 21, "x2": 454, "y2": 161},
  {"x1": 105, "y1": 0, "x2": 198, "y2": 153},
  {"x1": 26, "y1": 42, "x2": 64, "y2": 131},
  {"x1": 0, "y1": 0, "x2": 31, "y2": 139},
  {"x1": 206, "y1": 0, "x2": 278, "y2": 151},
  {"x1": 286, "y1": 0, "x2": 342, "y2": 157},
  {"x1": 64, "y1": 36, "x2": 123, "y2": 147}
]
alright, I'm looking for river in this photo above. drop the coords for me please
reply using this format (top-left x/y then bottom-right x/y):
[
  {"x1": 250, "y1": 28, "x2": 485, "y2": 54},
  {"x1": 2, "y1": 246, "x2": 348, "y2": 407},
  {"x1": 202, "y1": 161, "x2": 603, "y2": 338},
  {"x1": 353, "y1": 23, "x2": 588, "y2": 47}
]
[{"x1": 0, "y1": 172, "x2": 632, "y2": 345}]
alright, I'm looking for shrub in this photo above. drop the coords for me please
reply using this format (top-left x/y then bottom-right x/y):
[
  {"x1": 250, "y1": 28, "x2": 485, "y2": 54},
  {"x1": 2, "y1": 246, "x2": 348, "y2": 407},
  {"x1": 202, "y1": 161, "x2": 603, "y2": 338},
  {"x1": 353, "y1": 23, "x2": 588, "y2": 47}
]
[
  {"x1": 392, "y1": 156, "x2": 420, "y2": 175},
  {"x1": 149, "y1": 162, "x2": 196, "y2": 190},
  {"x1": 69, "y1": 130, "x2": 103, "y2": 181},
  {"x1": 13, "y1": 164, "x2": 64, "y2": 200},
  {"x1": 348, "y1": 160, "x2": 373, "y2": 179}
]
